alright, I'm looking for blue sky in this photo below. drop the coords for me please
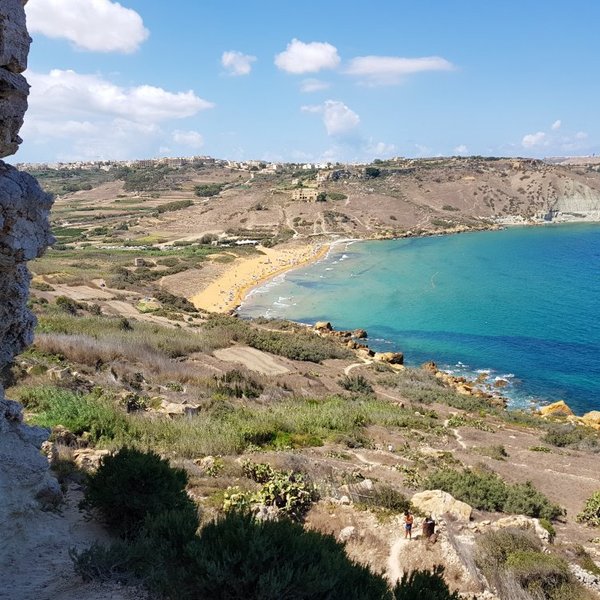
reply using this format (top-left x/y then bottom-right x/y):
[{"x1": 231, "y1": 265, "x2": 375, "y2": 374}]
[{"x1": 17, "y1": 0, "x2": 600, "y2": 164}]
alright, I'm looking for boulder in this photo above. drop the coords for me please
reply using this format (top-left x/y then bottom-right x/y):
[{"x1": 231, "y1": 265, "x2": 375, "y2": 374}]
[
  {"x1": 338, "y1": 526, "x2": 358, "y2": 543},
  {"x1": 539, "y1": 400, "x2": 573, "y2": 418},
  {"x1": 373, "y1": 351, "x2": 404, "y2": 365},
  {"x1": 72, "y1": 448, "x2": 109, "y2": 471},
  {"x1": 491, "y1": 515, "x2": 552, "y2": 544},
  {"x1": 581, "y1": 411, "x2": 600, "y2": 430},
  {"x1": 352, "y1": 329, "x2": 367, "y2": 339},
  {"x1": 421, "y1": 361, "x2": 438, "y2": 373},
  {"x1": 411, "y1": 490, "x2": 472, "y2": 522},
  {"x1": 314, "y1": 321, "x2": 332, "y2": 331}
]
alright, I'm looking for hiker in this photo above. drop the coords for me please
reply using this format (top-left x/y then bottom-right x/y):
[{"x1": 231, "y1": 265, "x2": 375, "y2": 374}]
[{"x1": 403, "y1": 510, "x2": 414, "y2": 539}]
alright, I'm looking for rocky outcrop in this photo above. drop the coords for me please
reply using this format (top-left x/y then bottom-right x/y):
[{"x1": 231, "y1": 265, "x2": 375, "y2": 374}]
[
  {"x1": 0, "y1": 0, "x2": 58, "y2": 521},
  {"x1": 539, "y1": 399, "x2": 574, "y2": 418},
  {"x1": 411, "y1": 489, "x2": 473, "y2": 522}
]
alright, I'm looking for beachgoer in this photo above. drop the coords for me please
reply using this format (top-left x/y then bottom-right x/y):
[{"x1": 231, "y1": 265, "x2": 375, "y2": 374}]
[{"x1": 403, "y1": 510, "x2": 414, "y2": 540}]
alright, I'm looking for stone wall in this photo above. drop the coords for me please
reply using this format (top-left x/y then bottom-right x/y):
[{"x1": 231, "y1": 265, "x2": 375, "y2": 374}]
[{"x1": 0, "y1": 0, "x2": 60, "y2": 515}]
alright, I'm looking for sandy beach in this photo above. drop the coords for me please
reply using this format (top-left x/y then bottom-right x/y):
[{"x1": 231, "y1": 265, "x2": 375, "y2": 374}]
[{"x1": 191, "y1": 243, "x2": 329, "y2": 313}]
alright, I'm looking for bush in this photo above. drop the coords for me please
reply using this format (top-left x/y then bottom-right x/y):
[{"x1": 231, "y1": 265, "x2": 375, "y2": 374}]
[
  {"x1": 425, "y1": 468, "x2": 563, "y2": 519},
  {"x1": 20, "y1": 386, "x2": 129, "y2": 443},
  {"x1": 156, "y1": 199, "x2": 193, "y2": 213},
  {"x1": 357, "y1": 485, "x2": 412, "y2": 515},
  {"x1": 179, "y1": 511, "x2": 391, "y2": 600},
  {"x1": 392, "y1": 565, "x2": 460, "y2": 600},
  {"x1": 543, "y1": 423, "x2": 600, "y2": 451},
  {"x1": 339, "y1": 374, "x2": 374, "y2": 394},
  {"x1": 577, "y1": 490, "x2": 600, "y2": 527},
  {"x1": 194, "y1": 183, "x2": 225, "y2": 197},
  {"x1": 505, "y1": 551, "x2": 571, "y2": 596},
  {"x1": 84, "y1": 447, "x2": 194, "y2": 538},
  {"x1": 504, "y1": 481, "x2": 564, "y2": 520}
]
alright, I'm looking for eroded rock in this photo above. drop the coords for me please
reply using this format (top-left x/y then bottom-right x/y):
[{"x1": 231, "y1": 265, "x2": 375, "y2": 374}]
[{"x1": 411, "y1": 490, "x2": 473, "y2": 522}]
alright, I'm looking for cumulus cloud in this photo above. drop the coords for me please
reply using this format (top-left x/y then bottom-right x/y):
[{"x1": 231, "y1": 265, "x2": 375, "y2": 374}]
[
  {"x1": 221, "y1": 51, "x2": 256, "y2": 76},
  {"x1": 345, "y1": 55, "x2": 454, "y2": 85},
  {"x1": 522, "y1": 131, "x2": 547, "y2": 148},
  {"x1": 275, "y1": 39, "x2": 340, "y2": 74},
  {"x1": 301, "y1": 100, "x2": 360, "y2": 136},
  {"x1": 366, "y1": 139, "x2": 396, "y2": 157},
  {"x1": 22, "y1": 69, "x2": 213, "y2": 160},
  {"x1": 454, "y1": 144, "x2": 468, "y2": 155},
  {"x1": 172, "y1": 130, "x2": 204, "y2": 148},
  {"x1": 300, "y1": 78, "x2": 331, "y2": 93},
  {"x1": 26, "y1": 0, "x2": 149, "y2": 53},
  {"x1": 27, "y1": 69, "x2": 213, "y2": 122},
  {"x1": 520, "y1": 125, "x2": 592, "y2": 154}
]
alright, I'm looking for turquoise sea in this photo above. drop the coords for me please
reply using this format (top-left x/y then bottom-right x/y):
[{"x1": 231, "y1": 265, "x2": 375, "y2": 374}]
[{"x1": 240, "y1": 224, "x2": 600, "y2": 414}]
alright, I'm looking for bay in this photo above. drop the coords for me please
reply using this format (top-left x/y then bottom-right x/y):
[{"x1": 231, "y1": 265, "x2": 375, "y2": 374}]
[{"x1": 240, "y1": 224, "x2": 600, "y2": 414}]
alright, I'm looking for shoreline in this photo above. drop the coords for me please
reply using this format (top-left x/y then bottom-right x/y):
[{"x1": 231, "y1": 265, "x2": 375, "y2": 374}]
[
  {"x1": 190, "y1": 242, "x2": 330, "y2": 314},
  {"x1": 191, "y1": 221, "x2": 600, "y2": 317}
]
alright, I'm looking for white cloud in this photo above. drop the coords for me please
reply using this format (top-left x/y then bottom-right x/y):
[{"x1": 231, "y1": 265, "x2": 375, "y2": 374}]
[
  {"x1": 27, "y1": 69, "x2": 213, "y2": 122},
  {"x1": 221, "y1": 51, "x2": 256, "y2": 76},
  {"x1": 22, "y1": 69, "x2": 213, "y2": 160},
  {"x1": 300, "y1": 78, "x2": 331, "y2": 93},
  {"x1": 275, "y1": 39, "x2": 340, "y2": 74},
  {"x1": 172, "y1": 130, "x2": 204, "y2": 148},
  {"x1": 26, "y1": 0, "x2": 149, "y2": 53},
  {"x1": 575, "y1": 131, "x2": 588, "y2": 140},
  {"x1": 301, "y1": 100, "x2": 360, "y2": 136},
  {"x1": 345, "y1": 55, "x2": 454, "y2": 85},
  {"x1": 522, "y1": 131, "x2": 547, "y2": 148},
  {"x1": 551, "y1": 119, "x2": 562, "y2": 130},
  {"x1": 454, "y1": 144, "x2": 468, "y2": 154},
  {"x1": 366, "y1": 140, "x2": 396, "y2": 157}
]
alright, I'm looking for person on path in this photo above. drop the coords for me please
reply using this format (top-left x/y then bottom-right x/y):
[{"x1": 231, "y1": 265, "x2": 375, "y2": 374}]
[{"x1": 403, "y1": 510, "x2": 414, "y2": 540}]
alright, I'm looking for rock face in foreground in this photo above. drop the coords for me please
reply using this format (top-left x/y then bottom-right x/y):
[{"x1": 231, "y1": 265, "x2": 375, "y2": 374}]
[{"x1": 0, "y1": 0, "x2": 59, "y2": 519}]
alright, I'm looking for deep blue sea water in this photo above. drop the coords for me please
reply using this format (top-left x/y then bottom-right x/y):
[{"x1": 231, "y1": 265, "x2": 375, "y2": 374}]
[{"x1": 240, "y1": 224, "x2": 600, "y2": 414}]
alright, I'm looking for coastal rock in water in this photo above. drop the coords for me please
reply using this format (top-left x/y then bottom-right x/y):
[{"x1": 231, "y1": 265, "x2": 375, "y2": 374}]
[
  {"x1": 539, "y1": 400, "x2": 574, "y2": 418},
  {"x1": 411, "y1": 490, "x2": 472, "y2": 522},
  {"x1": 373, "y1": 351, "x2": 404, "y2": 365},
  {"x1": 581, "y1": 411, "x2": 600, "y2": 430},
  {"x1": 352, "y1": 329, "x2": 367, "y2": 339},
  {"x1": 314, "y1": 321, "x2": 332, "y2": 332}
]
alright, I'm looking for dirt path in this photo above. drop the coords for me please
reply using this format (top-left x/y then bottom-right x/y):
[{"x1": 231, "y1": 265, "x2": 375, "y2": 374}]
[
  {"x1": 1, "y1": 485, "x2": 147, "y2": 600},
  {"x1": 386, "y1": 536, "x2": 410, "y2": 584},
  {"x1": 343, "y1": 360, "x2": 372, "y2": 375}
]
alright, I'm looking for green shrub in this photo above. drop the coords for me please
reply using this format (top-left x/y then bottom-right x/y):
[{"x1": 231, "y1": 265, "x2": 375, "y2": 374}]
[
  {"x1": 577, "y1": 490, "x2": 600, "y2": 527},
  {"x1": 213, "y1": 369, "x2": 263, "y2": 399},
  {"x1": 194, "y1": 183, "x2": 225, "y2": 197},
  {"x1": 339, "y1": 374, "x2": 374, "y2": 394},
  {"x1": 179, "y1": 511, "x2": 391, "y2": 600},
  {"x1": 358, "y1": 485, "x2": 412, "y2": 515},
  {"x1": 84, "y1": 447, "x2": 194, "y2": 538},
  {"x1": 474, "y1": 445, "x2": 508, "y2": 460},
  {"x1": 425, "y1": 468, "x2": 563, "y2": 519},
  {"x1": 392, "y1": 565, "x2": 460, "y2": 600},
  {"x1": 20, "y1": 386, "x2": 129, "y2": 443},
  {"x1": 156, "y1": 199, "x2": 193, "y2": 213},
  {"x1": 425, "y1": 467, "x2": 508, "y2": 512},
  {"x1": 505, "y1": 550, "x2": 571, "y2": 596},
  {"x1": 543, "y1": 424, "x2": 600, "y2": 451},
  {"x1": 55, "y1": 295, "x2": 81, "y2": 315},
  {"x1": 504, "y1": 481, "x2": 564, "y2": 520}
]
